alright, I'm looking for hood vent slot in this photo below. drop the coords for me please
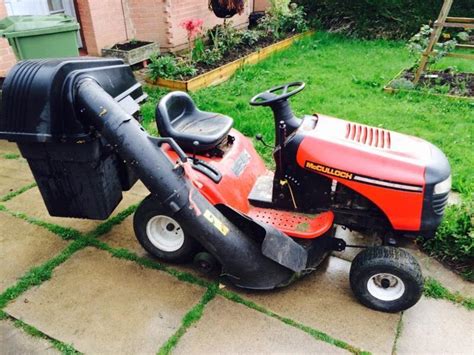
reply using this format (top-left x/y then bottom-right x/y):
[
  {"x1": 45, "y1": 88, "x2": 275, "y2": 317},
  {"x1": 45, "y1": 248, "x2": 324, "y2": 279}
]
[{"x1": 346, "y1": 123, "x2": 391, "y2": 149}]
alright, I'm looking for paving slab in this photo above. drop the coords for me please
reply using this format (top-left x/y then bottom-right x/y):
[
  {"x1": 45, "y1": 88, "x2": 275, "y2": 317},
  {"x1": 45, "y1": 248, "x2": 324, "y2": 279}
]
[
  {"x1": 0, "y1": 141, "x2": 20, "y2": 155},
  {"x1": 101, "y1": 214, "x2": 216, "y2": 281},
  {"x1": 5, "y1": 247, "x2": 205, "y2": 355},
  {"x1": 0, "y1": 319, "x2": 59, "y2": 355},
  {"x1": 0, "y1": 213, "x2": 69, "y2": 293},
  {"x1": 0, "y1": 158, "x2": 34, "y2": 197},
  {"x1": 174, "y1": 296, "x2": 347, "y2": 354},
  {"x1": 4, "y1": 181, "x2": 149, "y2": 234},
  {"x1": 397, "y1": 297, "x2": 474, "y2": 355},
  {"x1": 239, "y1": 256, "x2": 400, "y2": 354}
]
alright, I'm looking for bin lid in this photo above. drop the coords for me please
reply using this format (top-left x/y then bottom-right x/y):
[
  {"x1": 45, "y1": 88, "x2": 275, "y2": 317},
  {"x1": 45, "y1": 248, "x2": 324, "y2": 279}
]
[{"x1": 0, "y1": 15, "x2": 79, "y2": 38}]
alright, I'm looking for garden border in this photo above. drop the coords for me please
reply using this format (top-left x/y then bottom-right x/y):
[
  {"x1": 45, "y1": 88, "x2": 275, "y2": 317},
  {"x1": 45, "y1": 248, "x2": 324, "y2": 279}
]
[
  {"x1": 146, "y1": 31, "x2": 315, "y2": 92},
  {"x1": 383, "y1": 67, "x2": 474, "y2": 101}
]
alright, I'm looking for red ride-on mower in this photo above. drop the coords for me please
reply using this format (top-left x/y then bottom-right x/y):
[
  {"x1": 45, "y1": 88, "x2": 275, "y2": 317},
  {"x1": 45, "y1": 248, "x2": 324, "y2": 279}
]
[{"x1": 0, "y1": 60, "x2": 451, "y2": 313}]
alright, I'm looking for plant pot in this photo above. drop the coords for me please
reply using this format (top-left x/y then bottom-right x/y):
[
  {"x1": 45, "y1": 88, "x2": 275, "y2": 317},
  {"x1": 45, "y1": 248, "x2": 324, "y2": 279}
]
[
  {"x1": 102, "y1": 41, "x2": 160, "y2": 65},
  {"x1": 210, "y1": 0, "x2": 238, "y2": 18}
]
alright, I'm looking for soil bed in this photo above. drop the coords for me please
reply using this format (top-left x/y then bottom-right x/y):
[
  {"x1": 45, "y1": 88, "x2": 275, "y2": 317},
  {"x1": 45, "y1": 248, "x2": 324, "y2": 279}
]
[
  {"x1": 403, "y1": 69, "x2": 473, "y2": 98},
  {"x1": 111, "y1": 40, "x2": 152, "y2": 51},
  {"x1": 176, "y1": 33, "x2": 294, "y2": 80}
]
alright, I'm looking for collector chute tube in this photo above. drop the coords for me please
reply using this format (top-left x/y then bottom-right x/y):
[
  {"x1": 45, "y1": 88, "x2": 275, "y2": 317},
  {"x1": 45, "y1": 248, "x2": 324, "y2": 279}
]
[{"x1": 74, "y1": 78, "x2": 295, "y2": 290}]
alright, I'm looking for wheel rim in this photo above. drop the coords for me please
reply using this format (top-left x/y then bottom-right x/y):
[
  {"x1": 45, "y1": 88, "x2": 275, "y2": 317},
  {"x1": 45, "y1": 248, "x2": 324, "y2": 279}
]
[
  {"x1": 367, "y1": 273, "x2": 405, "y2": 301},
  {"x1": 146, "y1": 215, "x2": 184, "y2": 252}
]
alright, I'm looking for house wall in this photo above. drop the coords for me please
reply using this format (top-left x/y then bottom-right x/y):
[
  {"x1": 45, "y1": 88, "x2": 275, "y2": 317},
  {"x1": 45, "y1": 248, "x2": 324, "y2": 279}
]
[
  {"x1": 76, "y1": 0, "x2": 128, "y2": 55},
  {"x1": 0, "y1": 0, "x2": 17, "y2": 77},
  {"x1": 166, "y1": 0, "x2": 255, "y2": 51},
  {"x1": 254, "y1": 0, "x2": 270, "y2": 12}
]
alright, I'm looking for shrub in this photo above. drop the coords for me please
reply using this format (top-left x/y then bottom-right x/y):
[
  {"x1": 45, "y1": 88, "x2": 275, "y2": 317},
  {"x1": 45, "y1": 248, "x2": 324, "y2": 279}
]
[
  {"x1": 422, "y1": 200, "x2": 474, "y2": 280},
  {"x1": 295, "y1": 0, "x2": 474, "y2": 39},
  {"x1": 148, "y1": 55, "x2": 197, "y2": 81},
  {"x1": 258, "y1": 2, "x2": 309, "y2": 39}
]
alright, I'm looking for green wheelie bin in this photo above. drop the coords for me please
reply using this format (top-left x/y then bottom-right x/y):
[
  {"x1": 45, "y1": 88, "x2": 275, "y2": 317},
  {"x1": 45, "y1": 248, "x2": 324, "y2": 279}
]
[{"x1": 0, "y1": 14, "x2": 80, "y2": 60}]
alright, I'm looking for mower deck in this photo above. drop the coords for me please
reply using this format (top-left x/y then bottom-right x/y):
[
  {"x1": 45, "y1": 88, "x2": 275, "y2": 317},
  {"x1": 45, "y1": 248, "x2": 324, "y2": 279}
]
[{"x1": 248, "y1": 207, "x2": 334, "y2": 239}]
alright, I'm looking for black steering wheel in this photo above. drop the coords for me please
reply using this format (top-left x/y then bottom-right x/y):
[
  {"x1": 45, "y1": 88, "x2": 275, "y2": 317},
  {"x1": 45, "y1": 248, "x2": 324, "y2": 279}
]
[{"x1": 249, "y1": 82, "x2": 306, "y2": 106}]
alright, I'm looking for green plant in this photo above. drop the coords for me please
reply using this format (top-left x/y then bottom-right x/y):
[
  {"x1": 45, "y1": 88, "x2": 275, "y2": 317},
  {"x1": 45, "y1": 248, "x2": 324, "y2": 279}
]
[
  {"x1": 241, "y1": 29, "x2": 261, "y2": 46},
  {"x1": 422, "y1": 201, "x2": 473, "y2": 279},
  {"x1": 148, "y1": 55, "x2": 197, "y2": 81},
  {"x1": 389, "y1": 78, "x2": 416, "y2": 90},
  {"x1": 197, "y1": 48, "x2": 224, "y2": 66},
  {"x1": 207, "y1": 23, "x2": 242, "y2": 53},
  {"x1": 192, "y1": 37, "x2": 206, "y2": 62},
  {"x1": 258, "y1": 2, "x2": 308, "y2": 39},
  {"x1": 408, "y1": 25, "x2": 457, "y2": 67}
]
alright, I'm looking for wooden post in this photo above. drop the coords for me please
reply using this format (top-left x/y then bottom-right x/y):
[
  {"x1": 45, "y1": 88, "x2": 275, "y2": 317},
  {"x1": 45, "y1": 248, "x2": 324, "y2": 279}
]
[{"x1": 413, "y1": 0, "x2": 454, "y2": 84}]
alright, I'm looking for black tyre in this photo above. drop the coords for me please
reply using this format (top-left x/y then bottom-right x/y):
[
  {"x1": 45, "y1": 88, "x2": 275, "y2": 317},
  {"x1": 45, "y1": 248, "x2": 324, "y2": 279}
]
[
  {"x1": 133, "y1": 195, "x2": 199, "y2": 263},
  {"x1": 350, "y1": 246, "x2": 423, "y2": 313}
]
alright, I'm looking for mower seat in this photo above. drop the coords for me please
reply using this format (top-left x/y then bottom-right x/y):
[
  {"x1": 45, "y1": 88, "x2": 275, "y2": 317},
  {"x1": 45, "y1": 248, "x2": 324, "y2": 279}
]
[{"x1": 156, "y1": 91, "x2": 233, "y2": 153}]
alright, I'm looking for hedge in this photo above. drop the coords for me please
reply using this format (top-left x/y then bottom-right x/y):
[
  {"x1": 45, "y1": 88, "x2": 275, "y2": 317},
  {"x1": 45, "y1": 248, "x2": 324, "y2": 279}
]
[{"x1": 295, "y1": 0, "x2": 474, "y2": 39}]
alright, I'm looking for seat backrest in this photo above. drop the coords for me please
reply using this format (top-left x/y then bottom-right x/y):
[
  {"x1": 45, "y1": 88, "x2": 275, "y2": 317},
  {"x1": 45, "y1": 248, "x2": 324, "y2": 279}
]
[{"x1": 156, "y1": 91, "x2": 197, "y2": 137}]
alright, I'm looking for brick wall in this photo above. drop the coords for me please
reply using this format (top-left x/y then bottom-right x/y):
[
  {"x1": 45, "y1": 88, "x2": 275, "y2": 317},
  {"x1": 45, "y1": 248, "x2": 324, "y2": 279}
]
[
  {"x1": 254, "y1": 0, "x2": 270, "y2": 12},
  {"x1": 76, "y1": 0, "x2": 127, "y2": 56},
  {"x1": 0, "y1": 0, "x2": 17, "y2": 77},
  {"x1": 123, "y1": 0, "x2": 170, "y2": 48},
  {"x1": 167, "y1": 0, "x2": 254, "y2": 51}
]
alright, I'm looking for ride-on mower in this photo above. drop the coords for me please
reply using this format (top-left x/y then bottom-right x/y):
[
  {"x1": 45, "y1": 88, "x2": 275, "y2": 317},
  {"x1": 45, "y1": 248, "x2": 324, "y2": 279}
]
[{"x1": 0, "y1": 59, "x2": 451, "y2": 312}]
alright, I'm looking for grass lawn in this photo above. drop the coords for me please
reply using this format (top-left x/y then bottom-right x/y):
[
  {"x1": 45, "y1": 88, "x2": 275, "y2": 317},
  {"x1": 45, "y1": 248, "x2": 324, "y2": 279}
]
[{"x1": 141, "y1": 32, "x2": 473, "y2": 197}]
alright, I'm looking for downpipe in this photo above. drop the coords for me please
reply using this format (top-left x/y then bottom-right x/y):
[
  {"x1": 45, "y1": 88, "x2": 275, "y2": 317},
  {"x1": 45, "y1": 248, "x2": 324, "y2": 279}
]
[{"x1": 75, "y1": 79, "x2": 296, "y2": 290}]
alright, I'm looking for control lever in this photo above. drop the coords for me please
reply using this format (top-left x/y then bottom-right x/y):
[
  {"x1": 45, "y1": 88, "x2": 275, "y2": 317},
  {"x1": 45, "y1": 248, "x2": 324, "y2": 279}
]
[
  {"x1": 192, "y1": 141, "x2": 199, "y2": 163},
  {"x1": 152, "y1": 137, "x2": 188, "y2": 163},
  {"x1": 255, "y1": 134, "x2": 273, "y2": 148}
]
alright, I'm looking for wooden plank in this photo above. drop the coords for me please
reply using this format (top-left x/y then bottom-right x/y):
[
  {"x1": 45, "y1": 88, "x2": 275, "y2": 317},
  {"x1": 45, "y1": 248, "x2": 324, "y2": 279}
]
[
  {"x1": 446, "y1": 52, "x2": 474, "y2": 59},
  {"x1": 446, "y1": 17, "x2": 474, "y2": 23},
  {"x1": 456, "y1": 44, "x2": 474, "y2": 50},
  {"x1": 148, "y1": 31, "x2": 314, "y2": 92},
  {"x1": 435, "y1": 22, "x2": 474, "y2": 28},
  {"x1": 414, "y1": 0, "x2": 454, "y2": 84}
]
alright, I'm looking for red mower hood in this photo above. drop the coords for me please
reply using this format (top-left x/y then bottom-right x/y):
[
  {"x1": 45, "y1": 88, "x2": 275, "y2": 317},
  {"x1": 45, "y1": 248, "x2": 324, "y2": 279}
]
[{"x1": 296, "y1": 114, "x2": 432, "y2": 187}]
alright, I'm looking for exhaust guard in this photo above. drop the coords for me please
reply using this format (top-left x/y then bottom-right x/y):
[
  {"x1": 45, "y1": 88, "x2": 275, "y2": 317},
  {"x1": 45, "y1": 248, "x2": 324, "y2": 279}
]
[{"x1": 75, "y1": 78, "x2": 305, "y2": 290}]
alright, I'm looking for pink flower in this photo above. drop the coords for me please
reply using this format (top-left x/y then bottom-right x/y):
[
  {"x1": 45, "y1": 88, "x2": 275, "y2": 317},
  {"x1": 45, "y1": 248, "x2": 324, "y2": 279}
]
[{"x1": 180, "y1": 19, "x2": 204, "y2": 41}]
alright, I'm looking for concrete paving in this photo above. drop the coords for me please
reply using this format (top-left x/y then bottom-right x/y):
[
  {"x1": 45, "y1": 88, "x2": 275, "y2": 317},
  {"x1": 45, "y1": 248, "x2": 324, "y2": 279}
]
[
  {"x1": 0, "y1": 319, "x2": 59, "y2": 355},
  {"x1": 4, "y1": 183, "x2": 148, "y2": 234},
  {"x1": 0, "y1": 158, "x2": 33, "y2": 197},
  {"x1": 174, "y1": 296, "x2": 347, "y2": 354},
  {"x1": 240, "y1": 256, "x2": 401, "y2": 354},
  {"x1": 397, "y1": 297, "x2": 474, "y2": 355},
  {"x1": 5, "y1": 247, "x2": 205, "y2": 354},
  {"x1": 0, "y1": 213, "x2": 69, "y2": 293}
]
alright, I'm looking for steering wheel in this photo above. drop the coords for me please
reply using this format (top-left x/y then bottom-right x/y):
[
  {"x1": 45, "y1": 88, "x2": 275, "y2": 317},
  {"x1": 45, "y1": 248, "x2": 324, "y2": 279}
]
[{"x1": 249, "y1": 82, "x2": 306, "y2": 107}]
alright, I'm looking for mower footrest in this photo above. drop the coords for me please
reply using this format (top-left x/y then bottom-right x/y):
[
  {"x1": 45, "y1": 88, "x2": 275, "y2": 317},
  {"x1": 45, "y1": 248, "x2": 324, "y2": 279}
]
[{"x1": 248, "y1": 207, "x2": 334, "y2": 239}]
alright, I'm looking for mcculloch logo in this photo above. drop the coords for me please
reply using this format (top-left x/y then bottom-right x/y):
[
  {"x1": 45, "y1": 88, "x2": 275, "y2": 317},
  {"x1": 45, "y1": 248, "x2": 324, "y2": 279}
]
[{"x1": 305, "y1": 161, "x2": 354, "y2": 180}]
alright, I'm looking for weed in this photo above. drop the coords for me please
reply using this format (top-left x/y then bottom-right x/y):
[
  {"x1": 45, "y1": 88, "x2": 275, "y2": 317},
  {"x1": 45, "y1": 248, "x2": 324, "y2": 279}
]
[
  {"x1": 424, "y1": 278, "x2": 474, "y2": 310},
  {"x1": 0, "y1": 182, "x2": 36, "y2": 202},
  {"x1": 158, "y1": 284, "x2": 218, "y2": 355},
  {"x1": 2, "y1": 153, "x2": 20, "y2": 160},
  {"x1": 218, "y1": 289, "x2": 366, "y2": 354}
]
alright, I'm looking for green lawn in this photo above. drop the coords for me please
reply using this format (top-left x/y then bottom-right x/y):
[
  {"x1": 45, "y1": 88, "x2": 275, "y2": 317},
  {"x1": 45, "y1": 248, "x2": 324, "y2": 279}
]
[{"x1": 141, "y1": 32, "x2": 474, "y2": 197}]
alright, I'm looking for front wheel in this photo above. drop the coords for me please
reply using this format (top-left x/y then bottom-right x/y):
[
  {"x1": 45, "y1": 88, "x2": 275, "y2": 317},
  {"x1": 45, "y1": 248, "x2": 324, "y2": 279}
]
[
  {"x1": 350, "y1": 246, "x2": 423, "y2": 313},
  {"x1": 133, "y1": 195, "x2": 199, "y2": 263}
]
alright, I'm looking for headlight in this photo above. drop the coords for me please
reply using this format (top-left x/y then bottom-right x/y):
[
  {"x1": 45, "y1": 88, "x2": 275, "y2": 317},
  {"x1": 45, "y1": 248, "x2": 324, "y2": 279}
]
[{"x1": 434, "y1": 175, "x2": 451, "y2": 195}]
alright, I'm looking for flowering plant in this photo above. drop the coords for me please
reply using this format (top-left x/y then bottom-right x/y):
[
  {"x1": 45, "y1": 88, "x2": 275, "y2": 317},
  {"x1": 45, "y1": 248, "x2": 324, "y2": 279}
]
[{"x1": 180, "y1": 19, "x2": 204, "y2": 42}]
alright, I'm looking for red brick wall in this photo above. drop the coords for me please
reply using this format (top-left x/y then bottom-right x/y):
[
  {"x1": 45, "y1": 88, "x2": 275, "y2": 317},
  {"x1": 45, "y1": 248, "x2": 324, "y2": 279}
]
[
  {"x1": 167, "y1": 0, "x2": 254, "y2": 51},
  {"x1": 123, "y1": 0, "x2": 170, "y2": 47},
  {"x1": 0, "y1": 0, "x2": 17, "y2": 77},
  {"x1": 76, "y1": 0, "x2": 127, "y2": 56}
]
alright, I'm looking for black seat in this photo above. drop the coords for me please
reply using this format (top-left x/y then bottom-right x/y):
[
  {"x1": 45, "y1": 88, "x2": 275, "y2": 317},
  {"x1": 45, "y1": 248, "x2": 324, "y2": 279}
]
[{"x1": 156, "y1": 91, "x2": 233, "y2": 152}]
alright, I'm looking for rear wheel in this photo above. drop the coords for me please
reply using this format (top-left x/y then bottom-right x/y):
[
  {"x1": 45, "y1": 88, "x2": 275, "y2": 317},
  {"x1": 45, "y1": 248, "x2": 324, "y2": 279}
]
[
  {"x1": 133, "y1": 195, "x2": 199, "y2": 263},
  {"x1": 350, "y1": 246, "x2": 423, "y2": 312}
]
